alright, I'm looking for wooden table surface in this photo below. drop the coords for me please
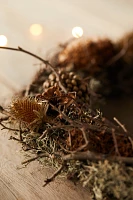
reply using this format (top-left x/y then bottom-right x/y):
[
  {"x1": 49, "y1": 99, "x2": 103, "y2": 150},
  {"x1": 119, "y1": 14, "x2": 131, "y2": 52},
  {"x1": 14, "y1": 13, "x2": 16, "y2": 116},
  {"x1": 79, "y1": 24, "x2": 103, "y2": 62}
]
[
  {"x1": 0, "y1": 130, "x2": 91, "y2": 200},
  {"x1": 0, "y1": 0, "x2": 133, "y2": 199}
]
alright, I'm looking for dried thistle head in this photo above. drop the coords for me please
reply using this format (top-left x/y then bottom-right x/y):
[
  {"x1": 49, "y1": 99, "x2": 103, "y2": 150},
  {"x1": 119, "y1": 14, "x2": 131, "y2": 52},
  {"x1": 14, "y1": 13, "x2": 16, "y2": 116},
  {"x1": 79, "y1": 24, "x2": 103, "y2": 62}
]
[{"x1": 9, "y1": 97, "x2": 49, "y2": 130}]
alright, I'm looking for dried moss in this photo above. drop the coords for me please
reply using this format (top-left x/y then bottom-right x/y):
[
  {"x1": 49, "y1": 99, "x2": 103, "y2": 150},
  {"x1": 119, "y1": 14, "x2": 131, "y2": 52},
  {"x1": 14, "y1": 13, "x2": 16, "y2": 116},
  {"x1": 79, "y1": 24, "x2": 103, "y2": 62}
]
[{"x1": 79, "y1": 161, "x2": 133, "y2": 200}]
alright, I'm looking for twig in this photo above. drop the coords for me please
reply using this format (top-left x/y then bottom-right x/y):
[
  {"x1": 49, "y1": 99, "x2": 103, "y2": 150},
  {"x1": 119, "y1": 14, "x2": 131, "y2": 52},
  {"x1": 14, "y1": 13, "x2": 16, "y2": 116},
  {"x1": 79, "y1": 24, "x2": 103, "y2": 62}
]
[
  {"x1": 112, "y1": 128, "x2": 121, "y2": 156},
  {"x1": 113, "y1": 117, "x2": 127, "y2": 133},
  {"x1": 102, "y1": 117, "x2": 120, "y2": 130},
  {"x1": 80, "y1": 127, "x2": 89, "y2": 145},
  {"x1": 50, "y1": 103, "x2": 82, "y2": 127},
  {"x1": 63, "y1": 150, "x2": 133, "y2": 164},
  {"x1": 128, "y1": 137, "x2": 133, "y2": 150},
  {"x1": 0, "y1": 105, "x2": 5, "y2": 113},
  {"x1": 59, "y1": 143, "x2": 74, "y2": 153},
  {"x1": 0, "y1": 105, "x2": 10, "y2": 116},
  {"x1": 0, "y1": 116, "x2": 9, "y2": 122},
  {"x1": 43, "y1": 162, "x2": 65, "y2": 187},
  {"x1": 63, "y1": 151, "x2": 105, "y2": 161},
  {"x1": 106, "y1": 44, "x2": 127, "y2": 66},
  {"x1": 0, "y1": 121, "x2": 27, "y2": 141},
  {"x1": 68, "y1": 130, "x2": 72, "y2": 147},
  {"x1": 21, "y1": 153, "x2": 50, "y2": 164},
  {"x1": 106, "y1": 38, "x2": 133, "y2": 66},
  {"x1": 0, "y1": 46, "x2": 67, "y2": 93},
  {"x1": 19, "y1": 121, "x2": 23, "y2": 141},
  {"x1": 9, "y1": 136, "x2": 23, "y2": 142},
  {"x1": 69, "y1": 127, "x2": 89, "y2": 153},
  {"x1": 39, "y1": 125, "x2": 74, "y2": 139},
  {"x1": 39, "y1": 129, "x2": 48, "y2": 139},
  {"x1": 0, "y1": 121, "x2": 20, "y2": 132},
  {"x1": 72, "y1": 143, "x2": 89, "y2": 153},
  {"x1": 114, "y1": 117, "x2": 133, "y2": 149}
]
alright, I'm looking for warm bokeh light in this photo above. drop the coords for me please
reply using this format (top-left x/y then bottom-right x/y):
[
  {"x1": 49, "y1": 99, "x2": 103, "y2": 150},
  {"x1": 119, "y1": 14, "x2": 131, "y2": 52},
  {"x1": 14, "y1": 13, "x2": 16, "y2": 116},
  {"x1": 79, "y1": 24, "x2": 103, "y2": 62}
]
[
  {"x1": 30, "y1": 24, "x2": 43, "y2": 36},
  {"x1": 72, "y1": 27, "x2": 83, "y2": 38},
  {"x1": 0, "y1": 35, "x2": 7, "y2": 46}
]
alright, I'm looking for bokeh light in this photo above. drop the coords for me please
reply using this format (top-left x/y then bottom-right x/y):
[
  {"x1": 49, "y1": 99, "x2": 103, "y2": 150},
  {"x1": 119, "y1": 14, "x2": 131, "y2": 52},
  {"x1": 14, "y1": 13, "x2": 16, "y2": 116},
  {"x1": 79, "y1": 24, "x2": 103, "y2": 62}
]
[
  {"x1": 72, "y1": 27, "x2": 83, "y2": 38},
  {"x1": 30, "y1": 24, "x2": 43, "y2": 36},
  {"x1": 0, "y1": 35, "x2": 8, "y2": 46}
]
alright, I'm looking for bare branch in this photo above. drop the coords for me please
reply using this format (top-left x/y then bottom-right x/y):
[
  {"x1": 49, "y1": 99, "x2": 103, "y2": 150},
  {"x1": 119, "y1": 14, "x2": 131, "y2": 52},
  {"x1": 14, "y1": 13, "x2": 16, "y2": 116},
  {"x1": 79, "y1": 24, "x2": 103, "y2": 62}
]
[
  {"x1": 0, "y1": 46, "x2": 67, "y2": 93},
  {"x1": 43, "y1": 162, "x2": 65, "y2": 187},
  {"x1": 106, "y1": 38, "x2": 133, "y2": 66},
  {"x1": 112, "y1": 128, "x2": 121, "y2": 156},
  {"x1": 21, "y1": 153, "x2": 50, "y2": 165},
  {"x1": 114, "y1": 117, "x2": 133, "y2": 149},
  {"x1": 0, "y1": 121, "x2": 20, "y2": 132},
  {"x1": 63, "y1": 150, "x2": 133, "y2": 165},
  {"x1": 113, "y1": 117, "x2": 127, "y2": 133}
]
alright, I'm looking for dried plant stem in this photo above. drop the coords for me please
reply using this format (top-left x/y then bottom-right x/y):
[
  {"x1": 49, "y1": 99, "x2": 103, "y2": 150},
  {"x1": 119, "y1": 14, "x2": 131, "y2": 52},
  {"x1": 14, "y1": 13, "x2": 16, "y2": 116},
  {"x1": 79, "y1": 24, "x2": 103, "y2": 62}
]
[
  {"x1": 22, "y1": 153, "x2": 50, "y2": 164},
  {"x1": 39, "y1": 124, "x2": 81, "y2": 140},
  {"x1": 0, "y1": 121, "x2": 27, "y2": 141},
  {"x1": 0, "y1": 105, "x2": 11, "y2": 116},
  {"x1": 50, "y1": 103, "x2": 81, "y2": 126},
  {"x1": 0, "y1": 46, "x2": 67, "y2": 93},
  {"x1": 63, "y1": 150, "x2": 133, "y2": 164},
  {"x1": 19, "y1": 122, "x2": 23, "y2": 141},
  {"x1": 106, "y1": 38, "x2": 133, "y2": 66},
  {"x1": 9, "y1": 136, "x2": 23, "y2": 142},
  {"x1": 69, "y1": 127, "x2": 89, "y2": 153},
  {"x1": 112, "y1": 128, "x2": 121, "y2": 156},
  {"x1": 63, "y1": 151, "x2": 105, "y2": 161},
  {"x1": 114, "y1": 117, "x2": 133, "y2": 149},
  {"x1": 59, "y1": 143, "x2": 74, "y2": 153},
  {"x1": 80, "y1": 127, "x2": 88, "y2": 145},
  {"x1": 106, "y1": 43, "x2": 127, "y2": 66},
  {"x1": 0, "y1": 116, "x2": 9, "y2": 122},
  {"x1": 0, "y1": 121, "x2": 20, "y2": 132},
  {"x1": 113, "y1": 117, "x2": 127, "y2": 132},
  {"x1": 43, "y1": 162, "x2": 65, "y2": 187}
]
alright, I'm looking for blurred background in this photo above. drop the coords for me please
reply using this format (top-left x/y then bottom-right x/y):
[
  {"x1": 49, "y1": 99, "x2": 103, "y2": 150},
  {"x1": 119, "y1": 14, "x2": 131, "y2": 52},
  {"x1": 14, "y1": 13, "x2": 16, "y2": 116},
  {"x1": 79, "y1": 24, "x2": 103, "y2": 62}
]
[{"x1": 0, "y1": 0, "x2": 133, "y2": 102}]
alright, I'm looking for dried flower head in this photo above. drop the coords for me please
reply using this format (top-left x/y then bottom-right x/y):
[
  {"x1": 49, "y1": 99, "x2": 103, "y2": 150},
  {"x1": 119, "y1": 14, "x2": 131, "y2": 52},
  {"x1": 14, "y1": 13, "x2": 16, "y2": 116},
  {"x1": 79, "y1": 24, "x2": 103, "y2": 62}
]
[{"x1": 9, "y1": 97, "x2": 49, "y2": 129}]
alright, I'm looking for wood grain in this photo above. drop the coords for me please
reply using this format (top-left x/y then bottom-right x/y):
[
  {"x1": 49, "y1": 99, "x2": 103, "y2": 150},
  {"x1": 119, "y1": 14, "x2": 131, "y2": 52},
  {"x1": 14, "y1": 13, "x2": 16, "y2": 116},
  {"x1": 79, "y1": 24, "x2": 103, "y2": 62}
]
[{"x1": 0, "y1": 130, "x2": 91, "y2": 200}]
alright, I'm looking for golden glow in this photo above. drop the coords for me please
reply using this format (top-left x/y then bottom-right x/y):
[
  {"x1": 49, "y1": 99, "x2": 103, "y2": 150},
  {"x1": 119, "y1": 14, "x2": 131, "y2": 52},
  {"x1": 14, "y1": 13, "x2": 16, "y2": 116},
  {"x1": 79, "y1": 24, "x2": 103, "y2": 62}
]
[
  {"x1": 72, "y1": 27, "x2": 83, "y2": 38},
  {"x1": 0, "y1": 35, "x2": 7, "y2": 46},
  {"x1": 30, "y1": 24, "x2": 43, "y2": 36}
]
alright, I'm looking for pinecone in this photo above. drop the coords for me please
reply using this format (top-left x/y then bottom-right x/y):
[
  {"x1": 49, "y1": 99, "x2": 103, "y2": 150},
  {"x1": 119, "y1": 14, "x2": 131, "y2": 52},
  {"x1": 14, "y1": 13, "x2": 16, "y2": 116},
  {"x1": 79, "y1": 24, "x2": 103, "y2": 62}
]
[{"x1": 43, "y1": 70, "x2": 90, "y2": 103}]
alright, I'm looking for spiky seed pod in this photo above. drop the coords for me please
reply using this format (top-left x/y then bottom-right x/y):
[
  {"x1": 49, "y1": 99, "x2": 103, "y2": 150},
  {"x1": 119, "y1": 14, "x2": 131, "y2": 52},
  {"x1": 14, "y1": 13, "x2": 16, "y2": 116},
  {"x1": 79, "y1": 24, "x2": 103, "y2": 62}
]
[
  {"x1": 43, "y1": 70, "x2": 90, "y2": 103},
  {"x1": 9, "y1": 97, "x2": 49, "y2": 129}
]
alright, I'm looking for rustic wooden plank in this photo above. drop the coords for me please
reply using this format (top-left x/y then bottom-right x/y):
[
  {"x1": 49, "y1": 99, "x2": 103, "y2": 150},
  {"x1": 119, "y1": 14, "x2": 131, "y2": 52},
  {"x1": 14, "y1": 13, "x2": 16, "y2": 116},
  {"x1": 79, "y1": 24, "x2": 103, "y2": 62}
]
[
  {"x1": 0, "y1": 179, "x2": 17, "y2": 200},
  {"x1": 0, "y1": 131, "x2": 91, "y2": 200}
]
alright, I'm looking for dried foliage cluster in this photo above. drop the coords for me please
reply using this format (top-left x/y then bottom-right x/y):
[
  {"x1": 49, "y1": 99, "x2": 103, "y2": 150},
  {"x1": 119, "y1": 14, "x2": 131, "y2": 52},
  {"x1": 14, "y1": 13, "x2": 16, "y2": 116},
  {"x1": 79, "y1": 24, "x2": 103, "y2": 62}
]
[
  {"x1": 1, "y1": 32, "x2": 133, "y2": 200},
  {"x1": 50, "y1": 32, "x2": 133, "y2": 97}
]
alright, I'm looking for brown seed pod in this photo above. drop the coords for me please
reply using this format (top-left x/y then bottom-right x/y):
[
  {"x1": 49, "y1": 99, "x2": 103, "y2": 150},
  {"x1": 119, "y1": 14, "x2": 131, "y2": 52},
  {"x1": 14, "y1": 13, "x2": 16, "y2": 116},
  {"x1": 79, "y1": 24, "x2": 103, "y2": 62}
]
[
  {"x1": 9, "y1": 97, "x2": 49, "y2": 129},
  {"x1": 43, "y1": 70, "x2": 90, "y2": 103}
]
